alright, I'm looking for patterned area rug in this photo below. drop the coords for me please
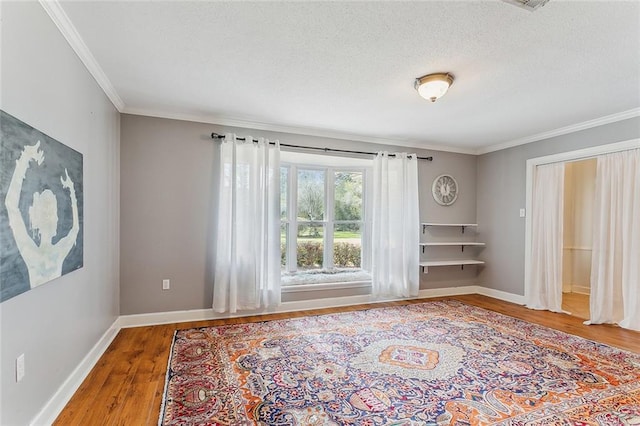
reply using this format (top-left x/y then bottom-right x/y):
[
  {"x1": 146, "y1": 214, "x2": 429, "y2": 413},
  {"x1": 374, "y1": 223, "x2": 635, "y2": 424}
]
[{"x1": 158, "y1": 301, "x2": 640, "y2": 425}]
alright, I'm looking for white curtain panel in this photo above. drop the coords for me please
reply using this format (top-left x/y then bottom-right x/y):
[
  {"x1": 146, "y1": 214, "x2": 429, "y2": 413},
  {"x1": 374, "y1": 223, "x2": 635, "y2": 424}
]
[
  {"x1": 588, "y1": 148, "x2": 640, "y2": 331},
  {"x1": 526, "y1": 162, "x2": 565, "y2": 312},
  {"x1": 371, "y1": 152, "x2": 419, "y2": 298},
  {"x1": 213, "y1": 134, "x2": 281, "y2": 313}
]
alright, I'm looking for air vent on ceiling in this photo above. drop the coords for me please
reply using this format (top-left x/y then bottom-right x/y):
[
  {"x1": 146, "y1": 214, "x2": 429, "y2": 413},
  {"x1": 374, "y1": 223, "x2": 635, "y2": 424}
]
[{"x1": 502, "y1": 0, "x2": 550, "y2": 12}]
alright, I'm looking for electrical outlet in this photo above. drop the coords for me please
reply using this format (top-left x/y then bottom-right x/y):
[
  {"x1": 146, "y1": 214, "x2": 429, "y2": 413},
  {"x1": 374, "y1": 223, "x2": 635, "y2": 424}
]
[
  {"x1": 16, "y1": 353, "x2": 25, "y2": 382},
  {"x1": 519, "y1": 208, "x2": 526, "y2": 218},
  {"x1": 162, "y1": 279, "x2": 170, "y2": 290}
]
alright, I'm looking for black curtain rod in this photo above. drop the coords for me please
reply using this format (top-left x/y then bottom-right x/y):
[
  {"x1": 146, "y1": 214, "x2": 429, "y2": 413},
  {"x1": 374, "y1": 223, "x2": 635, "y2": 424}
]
[{"x1": 210, "y1": 133, "x2": 433, "y2": 161}]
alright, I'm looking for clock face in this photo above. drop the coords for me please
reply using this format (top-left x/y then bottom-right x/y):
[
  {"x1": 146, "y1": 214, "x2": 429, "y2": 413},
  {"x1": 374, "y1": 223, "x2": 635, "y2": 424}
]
[{"x1": 432, "y1": 174, "x2": 458, "y2": 206}]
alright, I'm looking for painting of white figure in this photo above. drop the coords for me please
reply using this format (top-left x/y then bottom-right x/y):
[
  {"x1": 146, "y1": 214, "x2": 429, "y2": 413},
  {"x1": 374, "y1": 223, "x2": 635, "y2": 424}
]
[{"x1": 1, "y1": 110, "x2": 83, "y2": 303}]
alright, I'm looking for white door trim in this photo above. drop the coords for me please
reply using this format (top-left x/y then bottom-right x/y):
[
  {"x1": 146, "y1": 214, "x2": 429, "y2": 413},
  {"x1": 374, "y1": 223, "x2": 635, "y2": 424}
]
[{"x1": 523, "y1": 138, "x2": 640, "y2": 306}]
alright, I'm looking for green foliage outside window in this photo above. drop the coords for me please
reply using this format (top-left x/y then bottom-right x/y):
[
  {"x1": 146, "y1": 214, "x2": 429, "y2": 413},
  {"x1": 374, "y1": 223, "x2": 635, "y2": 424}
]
[{"x1": 281, "y1": 241, "x2": 361, "y2": 269}]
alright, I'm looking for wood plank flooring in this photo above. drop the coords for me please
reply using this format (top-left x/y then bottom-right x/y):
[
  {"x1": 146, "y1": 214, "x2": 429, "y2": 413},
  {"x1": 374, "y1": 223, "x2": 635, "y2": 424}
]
[
  {"x1": 562, "y1": 291, "x2": 590, "y2": 319},
  {"x1": 54, "y1": 294, "x2": 640, "y2": 425}
]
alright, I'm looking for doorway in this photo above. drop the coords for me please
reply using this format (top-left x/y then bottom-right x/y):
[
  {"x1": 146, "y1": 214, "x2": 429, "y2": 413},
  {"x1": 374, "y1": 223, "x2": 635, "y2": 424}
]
[
  {"x1": 561, "y1": 159, "x2": 596, "y2": 319},
  {"x1": 524, "y1": 138, "x2": 640, "y2": 323}
]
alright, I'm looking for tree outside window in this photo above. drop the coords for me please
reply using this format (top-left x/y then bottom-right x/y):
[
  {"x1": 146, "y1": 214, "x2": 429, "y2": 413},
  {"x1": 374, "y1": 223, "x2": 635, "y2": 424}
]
[{"x1": 280, "y1": 163, "x2": 369, "y2": 285}]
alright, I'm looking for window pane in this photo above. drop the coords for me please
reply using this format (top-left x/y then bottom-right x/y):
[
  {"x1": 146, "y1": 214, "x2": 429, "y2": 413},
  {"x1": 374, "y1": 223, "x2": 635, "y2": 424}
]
[
  {"x1": 333, "y1": 224, "x2": 361, "y2": 268},
  {"x1": 297, "y1": 169, "x2": 325, "y2": 221},
  {"x1": 334, "y1": 171, "x2": 362, "y2": 221},
  {"x1": 297, "y1": 224, "x2": 324, "y2": 270},
  {"x1": 280, "y1": 167, "x2": 288, "y2": 220}
]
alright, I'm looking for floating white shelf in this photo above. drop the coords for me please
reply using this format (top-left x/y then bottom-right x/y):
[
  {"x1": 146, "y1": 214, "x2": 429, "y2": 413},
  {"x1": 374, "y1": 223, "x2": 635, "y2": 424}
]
[
  {"x1": 422, "y1": 223, "x2": 478, "y2": 233},
  {"x1": 420, "y1": 221, "x2": 485, "y2": 274},
  {"x1": 420, "y1": 260, "x2": 485, "y2": 267},
  {"x1": 419, "y1": 259, "x2": 485, "y2": 273},
  {"x1": 420, "y1": 242, "x2": 485, "y2": 246},
  {"x1": 422, "y1": 223, "x2": 478, "y2": 227},
  {"x1": 419, "y1": 242, "x2": 486, "y2": 253}
]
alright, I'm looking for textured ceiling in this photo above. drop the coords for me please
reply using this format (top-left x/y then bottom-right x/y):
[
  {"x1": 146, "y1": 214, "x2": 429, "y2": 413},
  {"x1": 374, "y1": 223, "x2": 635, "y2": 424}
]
[{"x1": 59, "y1": 1, "x2": 640, "y2": 152}]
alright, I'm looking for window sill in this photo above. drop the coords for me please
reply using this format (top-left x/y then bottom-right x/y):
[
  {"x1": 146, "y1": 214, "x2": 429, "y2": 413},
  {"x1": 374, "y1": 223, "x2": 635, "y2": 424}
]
[{"x1": 281, "y1": 280, "x2": 372, "y2": 294}]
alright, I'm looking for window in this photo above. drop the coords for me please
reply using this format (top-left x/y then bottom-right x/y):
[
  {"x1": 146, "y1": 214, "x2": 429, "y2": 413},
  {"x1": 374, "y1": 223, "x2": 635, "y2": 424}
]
[{"x1": 280, "y1": 152, "x2": 372, "y2": 287}]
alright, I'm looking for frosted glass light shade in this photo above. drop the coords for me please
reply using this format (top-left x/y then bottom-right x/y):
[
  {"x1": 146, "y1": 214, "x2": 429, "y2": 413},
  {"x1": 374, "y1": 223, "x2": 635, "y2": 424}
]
[{"x1": 415, "y1": 73, "x2": 454, "y2": 102}]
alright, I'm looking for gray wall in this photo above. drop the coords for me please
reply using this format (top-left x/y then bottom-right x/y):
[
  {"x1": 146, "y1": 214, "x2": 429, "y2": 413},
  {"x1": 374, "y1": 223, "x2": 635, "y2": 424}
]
[
  {"x1": 0, "y1": 3, "x2": 120, "y2": 425},
  {"x1": 476, "y1": 117, "x2": 640, "y2": 296},
  {"x1": 120, "y1": 114, "x2": 478, "y2": 314},
  {"x1": 418, "y1": 150, "x2": 480, "y2": 288}
]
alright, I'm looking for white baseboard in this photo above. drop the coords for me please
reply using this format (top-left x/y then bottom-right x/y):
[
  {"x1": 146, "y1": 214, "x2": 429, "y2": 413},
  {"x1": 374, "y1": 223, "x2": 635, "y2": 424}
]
[
  {"x1": 571, "y1": 286, "x2": 591, "y2": 295},
  {"x1": 119, "y1": 286, "x2": 482, "y2": 328},
  {"x1": 30, "y1": 318, "x2": 121, "y2": 426},
  {"x1": 419, "y1": 286, "x2": 479, "y2": 298},
  {"x1": 117, "y1": 285, "x2": 526, "y2": 328},
  {"x1": 34, "y1": 284, "x2": 522, "y2": 424},
  {"x1": 475, "y1": 286, "x2": 526, "y2": 305}
]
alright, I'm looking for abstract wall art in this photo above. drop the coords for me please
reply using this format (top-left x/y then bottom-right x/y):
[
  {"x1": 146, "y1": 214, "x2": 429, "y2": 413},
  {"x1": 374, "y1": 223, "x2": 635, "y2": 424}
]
[{"x1": 1, "y1": 110, "x2": 83, "y2": 303}]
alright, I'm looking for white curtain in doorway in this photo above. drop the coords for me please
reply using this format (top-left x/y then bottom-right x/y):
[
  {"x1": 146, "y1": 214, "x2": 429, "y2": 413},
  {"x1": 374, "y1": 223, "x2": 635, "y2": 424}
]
[
  {"x1": 213, "y1": 134, "x2": 281, "y2": 313},
  {"x1": 526, "y1": 162, "x2": 565, "y2": 312},
  {"x1": 371, "y1": 152, "x2": 419, "y2": 298},
  {"x1": 587, "y1": 149, "x2": 640, "y2": 331}
]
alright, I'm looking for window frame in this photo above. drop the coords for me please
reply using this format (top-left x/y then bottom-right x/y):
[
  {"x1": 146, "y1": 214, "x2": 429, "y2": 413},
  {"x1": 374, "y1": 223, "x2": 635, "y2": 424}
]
[{"x1": 280, "y1": 151, "x2": 372, "y2": 281}]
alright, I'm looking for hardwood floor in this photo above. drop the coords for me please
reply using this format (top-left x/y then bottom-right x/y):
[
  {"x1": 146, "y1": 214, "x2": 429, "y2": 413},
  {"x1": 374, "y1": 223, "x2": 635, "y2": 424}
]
[
  {"x1": 562, "y1": 291, "x2": 590, "y2": 319},
  {"x1": 54, "y1": 294, "x2": 640, "y2": 425}
]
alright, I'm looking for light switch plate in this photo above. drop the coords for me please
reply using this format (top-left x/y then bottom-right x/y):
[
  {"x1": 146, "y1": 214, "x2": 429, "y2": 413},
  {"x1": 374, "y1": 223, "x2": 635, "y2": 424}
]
[{"x1": 16, "y1": 353, "x2": 25, "y2": 382}]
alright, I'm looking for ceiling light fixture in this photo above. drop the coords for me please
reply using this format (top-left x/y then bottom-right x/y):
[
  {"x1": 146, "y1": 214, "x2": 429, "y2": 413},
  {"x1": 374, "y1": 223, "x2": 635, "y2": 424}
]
[
  {"x1": 502, "y1": 0, "x2": 550, "y2": 12},
  {"x1": 414, "y1": 73, "x2": 454, "y2": 102}
]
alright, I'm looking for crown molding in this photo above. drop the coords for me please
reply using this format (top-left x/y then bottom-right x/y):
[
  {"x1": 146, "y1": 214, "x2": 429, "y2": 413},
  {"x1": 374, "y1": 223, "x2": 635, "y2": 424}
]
[
  {"x1": 476, "y1": 107, "x2": 640, "y2": 155},
  {"x1": 122, "y1": 107, "x2": 478, "y2": 155},
  {"x1": 38, "y1": 0, "x2": 636, "y2": 157},
  {"x1": 39, "y1": 0, "x2": 125, "y2": 111}
]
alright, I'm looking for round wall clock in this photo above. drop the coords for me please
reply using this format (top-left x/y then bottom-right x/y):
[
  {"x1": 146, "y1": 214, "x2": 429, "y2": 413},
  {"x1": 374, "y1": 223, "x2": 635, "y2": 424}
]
[{"x1": 432, "y1": 174, "x2": 458, "y2": 206}]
